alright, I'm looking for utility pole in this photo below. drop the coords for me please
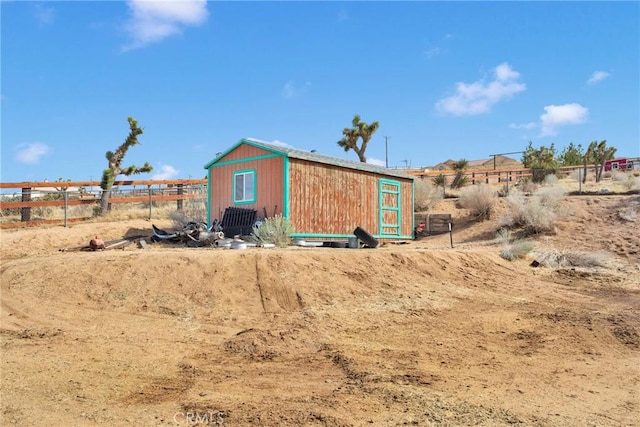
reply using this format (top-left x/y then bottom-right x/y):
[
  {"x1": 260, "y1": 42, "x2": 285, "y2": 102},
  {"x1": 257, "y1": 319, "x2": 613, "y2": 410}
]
[{"x1": 384, "y1": 136, "x2": 390, "y2": 168}]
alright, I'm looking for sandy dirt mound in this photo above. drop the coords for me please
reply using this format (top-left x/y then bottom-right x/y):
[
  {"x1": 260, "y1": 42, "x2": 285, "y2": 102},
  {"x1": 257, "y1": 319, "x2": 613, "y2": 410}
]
[{"x1": 1, "y1": 196, "x2": 639, "y2": 426}]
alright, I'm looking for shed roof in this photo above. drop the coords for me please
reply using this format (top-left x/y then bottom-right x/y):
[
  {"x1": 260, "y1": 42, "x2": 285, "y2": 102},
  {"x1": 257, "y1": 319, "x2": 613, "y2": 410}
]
[{"x1": 204, "y1": 138, "x2": 414, "y2": 180}]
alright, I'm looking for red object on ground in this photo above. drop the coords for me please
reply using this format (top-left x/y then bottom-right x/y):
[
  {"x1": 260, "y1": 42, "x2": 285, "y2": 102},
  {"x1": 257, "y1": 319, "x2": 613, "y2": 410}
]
[{"x1": 89, "y1": 237, "x2": 105, "y2": 250}]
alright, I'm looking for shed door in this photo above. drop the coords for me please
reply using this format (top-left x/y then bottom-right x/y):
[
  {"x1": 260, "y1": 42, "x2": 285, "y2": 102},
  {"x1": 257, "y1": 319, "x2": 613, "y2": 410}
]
[{"x1": 379, "y1": 179, "x2": 401, "y2": 236}]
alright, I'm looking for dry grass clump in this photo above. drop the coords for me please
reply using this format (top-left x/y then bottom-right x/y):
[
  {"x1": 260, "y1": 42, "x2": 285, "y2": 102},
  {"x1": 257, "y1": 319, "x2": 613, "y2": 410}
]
[
  {"x1": 414, "y1": 178, "x2": 443, "y2": 211},
  {"x1": 252, "y1": 214, "x2": 294, "y2": 247},
  {"x1": 496, "y1": 228, "x2": 534, "y2": 261},
  {"x1": 623, "y1": 175, "x2": 640, "y2": 191},
  {"x1": 617, "y1": 197, "x2": 640, "y2": 222},
  {"x1": 499, "y1": 186, "x2": 567, "y2": 235},
  {"x1": 532, "y1": 248, "x2": 610, "y2": 268},
  {"x1": 457, "y1": 184, "x2": 497, "y2": 220}
]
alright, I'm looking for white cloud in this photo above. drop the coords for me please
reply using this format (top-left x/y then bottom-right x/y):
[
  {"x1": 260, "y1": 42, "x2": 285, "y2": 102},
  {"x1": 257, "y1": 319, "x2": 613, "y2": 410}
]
[
  {"x1": 122, "y1": 0, "x2": 209, "y2": 51},
  {"x1": 152, "y1": 164, "x2": 179, "y2": 180},
  {"x1": 282, "y1": 80, "x2": 311, "y2": 99},
  {"x1": 246, "y1": 138, "x2": 294, "y2": 149},
  {"x1": 34, "y1": 3, "x2": 55, "y2": 25},
  {"x1": 587, "y1": 70, "x2": 610, "y2": 85},
  {"x1": 509, "y1": 122, "x2": 538, "y2": 130},
  {"x1": 366, "y1": 157, "x2": 386, "y2": 167},
  {"x1": 14, "y1": 143, "x2": 51, "y2": 165},
  {"x1": 435, "y1": 62, "x2": 526, "y2": 116},
  {"x1": 540, "y1": 103, "x2": 589, "y2": 136}
]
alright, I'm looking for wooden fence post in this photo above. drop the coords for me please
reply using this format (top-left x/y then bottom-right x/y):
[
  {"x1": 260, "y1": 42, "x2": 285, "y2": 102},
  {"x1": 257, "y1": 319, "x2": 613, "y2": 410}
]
[
  {"x1": 177, "y1": 184, "x2": 183, "y2": 211},
  {"x1": 21, "y1": 187, "x2": 31, "y2": 222}
]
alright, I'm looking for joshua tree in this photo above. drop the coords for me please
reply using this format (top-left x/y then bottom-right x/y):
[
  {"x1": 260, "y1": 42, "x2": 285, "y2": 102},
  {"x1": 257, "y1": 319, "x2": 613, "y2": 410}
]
[
  {"x1": 587, "y1": 140, "x2": 616, "y2": 183},
  {"x1": 337, "y1": 114, "x2": 379, "y2": 163},
  {"x1": 98, "y1": 116, "x2": 153, "y2": 215},
  {"x1": 450, "y1": 159, "x2": 469, "y2": 189}
]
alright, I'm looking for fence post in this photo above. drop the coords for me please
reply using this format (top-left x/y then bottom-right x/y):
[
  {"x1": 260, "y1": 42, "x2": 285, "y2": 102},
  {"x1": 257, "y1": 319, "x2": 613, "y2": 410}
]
[
  {"x1": 506, "y1": 171, "x2": 510, "y2": 195},
  {"x1": 578, "y1": 169, "x2": 582, "y2": 194},
  {"x1": 148, "y1": 186, "x2": 152, "y2": 220},
  {"x1": 21, "y1": 187, "x2": 31, "y2": 222},
  {"x1": 63, "y1": 189, "x2": 68, "y2": 227},
  {"x1": 177, "y1": 184, "x2": 183, "y2": 211}
]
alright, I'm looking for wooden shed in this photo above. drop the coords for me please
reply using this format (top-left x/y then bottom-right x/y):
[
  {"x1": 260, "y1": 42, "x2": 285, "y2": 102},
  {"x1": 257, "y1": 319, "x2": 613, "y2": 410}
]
[{"x1": 204, "y1": 138, "x2": 415, "y2": 240}]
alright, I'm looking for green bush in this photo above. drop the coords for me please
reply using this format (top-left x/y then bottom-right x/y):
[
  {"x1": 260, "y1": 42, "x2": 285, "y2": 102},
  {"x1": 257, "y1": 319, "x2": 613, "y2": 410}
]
[
  {"x1": 252, "y1": 214, "x2": 294, "y2": 247},
  {"x1": 496, "y1": 228, "x2": 534, "y2": 261}
]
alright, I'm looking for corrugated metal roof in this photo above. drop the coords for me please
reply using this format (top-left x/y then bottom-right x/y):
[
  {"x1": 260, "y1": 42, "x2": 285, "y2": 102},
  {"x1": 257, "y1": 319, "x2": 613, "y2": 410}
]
[{"x1": 206, "y1": 138, "x2": 414, "y2": 180}]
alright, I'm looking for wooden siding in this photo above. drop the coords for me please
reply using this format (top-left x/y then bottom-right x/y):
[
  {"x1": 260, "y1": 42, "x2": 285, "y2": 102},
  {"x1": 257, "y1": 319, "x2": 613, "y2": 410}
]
[
  {"x1": 217, "y1": 144, "x2": 272, "y2": 163},
  {"x1": 288, "y1": 159, "x2": 413, "y2": 237},
  {"x1": 209, "y1": 156, "x2": 284, "y2": 221}
]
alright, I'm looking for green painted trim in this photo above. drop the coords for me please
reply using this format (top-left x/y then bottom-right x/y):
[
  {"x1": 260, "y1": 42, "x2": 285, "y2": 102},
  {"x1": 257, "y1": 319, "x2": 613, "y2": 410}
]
[
  {"x1": 378, "y1": 178, "x2": 402, "y2": 236},
  {"x1": 204, "y1": 138, "x2": 287, "y2": 168},
  {"x1": 212, "y1": 153, "x2": 280, "y2": 167},
  {"x1": 290, "y1": 232, "x2": 413, "y2": 240},
  {"x1": 233, "y1": 168, "x2": 257, "y2": 204},
  {"x1": 283, "y1": 156, "x2": 290, "y2": 217},
  {"x1": 207, "y1": 168, "x2": 212, "y2": 226}
]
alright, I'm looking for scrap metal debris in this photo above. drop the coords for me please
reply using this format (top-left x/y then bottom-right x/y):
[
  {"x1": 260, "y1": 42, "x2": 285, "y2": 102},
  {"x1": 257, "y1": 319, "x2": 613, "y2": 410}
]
[{"x1": 59, "y1": 234, "x2": 147, "y2": 252}]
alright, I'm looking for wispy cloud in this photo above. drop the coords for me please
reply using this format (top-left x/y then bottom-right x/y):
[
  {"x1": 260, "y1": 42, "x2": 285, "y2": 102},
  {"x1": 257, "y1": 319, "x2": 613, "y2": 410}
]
[
  {"x1": 587, "y1": 70, "x2": 610, "y2": 85},
  {"x1": 152, "y1": 164, "x2": 179, "y2": 180},
  {"x1": 366, "y1": 157, "x2": 386, "y2": 167},
  {"x1": 540, "y1": 103, "x2": 589, "y2": 136},
  {"x1": 509, "y1": 122, "x2": 538, "y2": 131},
  {"x1": 122, "y1": 0, "x2": 209, "y2": 51},
  {"x1": 423, "y1": 33, "x2": 454, "y2": 59},
  {"x1": 282, "y1": 80, "x2": 311, "y2": 99},
  {"x1": 435, "y1": 62, "x2": 526, "y2": 116},
  {"x1": 14, "y1": 143, "x2": 51, "y2": 165},
  {"x1": 246, "y1": 138, "x2": 294, "y2": 149},
  {"x1": 34, "y1": 3, "x2": 55, "y2": 26}
]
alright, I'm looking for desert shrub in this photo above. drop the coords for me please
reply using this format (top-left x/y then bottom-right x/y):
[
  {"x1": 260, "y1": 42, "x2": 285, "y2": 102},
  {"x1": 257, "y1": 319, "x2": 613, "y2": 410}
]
[
  {"x1": 431, "y1": 173, "x2": 447, "y2": 187},
  {"x1": 612, "y1": 171, "x2": 629, "y2": 182},
  {"x1": 500, "y1": 186, "x2": 567, "y2": 235},
  {"x1": 457, "y1": 184, "x2": 497, "y2": 219},
  {"x1": 496, "y1": 228, "x2": 534, "y2": 261},
  {"x1": 623, "y1": 175, "x2": 640, "y2": 192},
  {"x1": 414, "y1": 179, "x2": 443, "y2": 211},
  {"x1": 514, "y1": 177, "x2": 538, "y2": 194},
  {"x1": 252, "y1": 214, "x2": 294, "y2": 247},
  {"x1": 542, "y1": 174, "x2": 559, "y2": 185},
  {"x1": 532, "y1": 248, "x2": 609, "y2": 268}
]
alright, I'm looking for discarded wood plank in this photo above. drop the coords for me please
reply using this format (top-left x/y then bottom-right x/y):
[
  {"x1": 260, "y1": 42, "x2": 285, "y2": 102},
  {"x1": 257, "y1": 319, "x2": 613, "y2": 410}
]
[{"x1": 138, "y1": 239, "x2": 149, "y2": 249}]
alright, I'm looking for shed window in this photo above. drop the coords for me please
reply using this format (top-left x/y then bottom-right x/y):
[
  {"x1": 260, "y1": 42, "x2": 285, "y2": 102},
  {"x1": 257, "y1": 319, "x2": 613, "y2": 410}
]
[{"x1": 233, "y1": 169, "x2": 256, "y2": 204}]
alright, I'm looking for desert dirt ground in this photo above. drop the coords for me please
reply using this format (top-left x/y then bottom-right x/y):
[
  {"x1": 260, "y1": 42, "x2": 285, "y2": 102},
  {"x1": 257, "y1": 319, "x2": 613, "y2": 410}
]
[{"x1": 1, "y1": 195, "x2": 639, "y2": 426}]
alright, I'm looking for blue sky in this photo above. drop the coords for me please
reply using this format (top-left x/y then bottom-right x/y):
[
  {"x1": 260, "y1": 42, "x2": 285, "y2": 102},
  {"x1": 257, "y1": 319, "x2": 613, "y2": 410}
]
[{"x1": 2, "y1": 1, "x2": 639, "y2": 183}]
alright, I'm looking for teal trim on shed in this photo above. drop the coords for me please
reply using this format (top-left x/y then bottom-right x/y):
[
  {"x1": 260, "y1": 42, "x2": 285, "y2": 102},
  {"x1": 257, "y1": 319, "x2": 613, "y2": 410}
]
[
  {"x1": 211, "y1": 153, "x2": 281, "y2": 167},
  {"x1": 378, "y1": 178, "x2": 401, "y2": 236},
  {"x1": 232, "y1": 168, "x2": 257, "y2": 205}
]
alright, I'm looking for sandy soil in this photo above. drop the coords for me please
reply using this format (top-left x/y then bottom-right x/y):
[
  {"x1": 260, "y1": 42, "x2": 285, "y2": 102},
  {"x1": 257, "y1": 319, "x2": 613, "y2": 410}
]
[{"x1": 1, "y1": 195, "x2": 639, "y2": 426}]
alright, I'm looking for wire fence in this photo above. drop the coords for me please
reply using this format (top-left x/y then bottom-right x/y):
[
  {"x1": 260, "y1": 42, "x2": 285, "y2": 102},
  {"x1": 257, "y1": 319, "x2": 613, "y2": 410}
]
[{"x1": 0, "y1": 180, "x2": 208, "y2": 228}]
